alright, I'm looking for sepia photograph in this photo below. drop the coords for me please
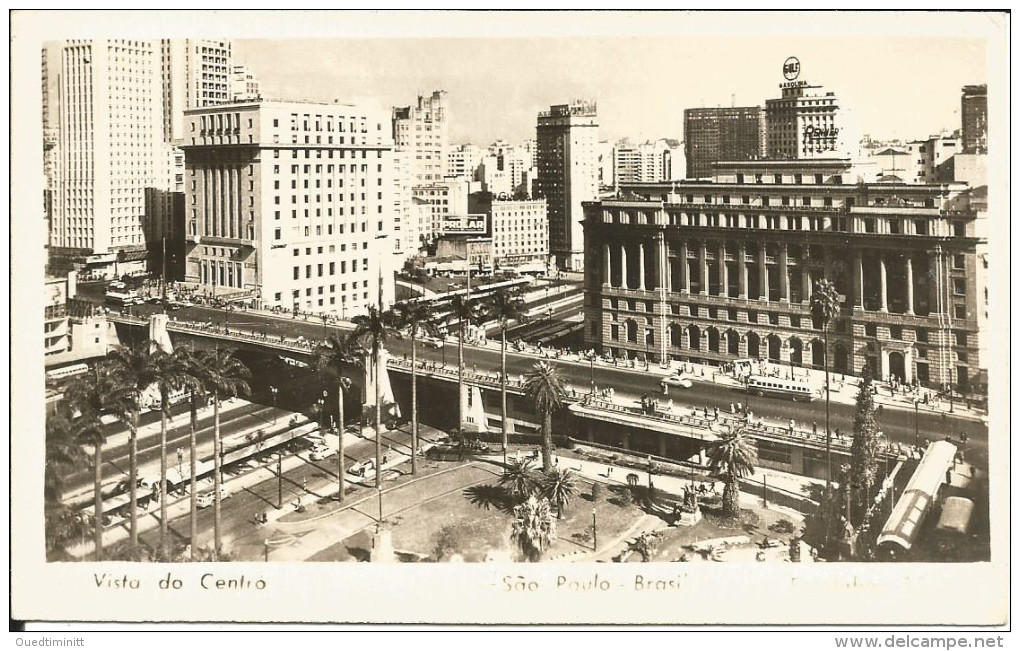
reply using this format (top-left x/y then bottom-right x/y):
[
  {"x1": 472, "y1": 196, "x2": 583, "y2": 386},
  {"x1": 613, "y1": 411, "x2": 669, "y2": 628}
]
[{"x1": 10, "y1": 8, "x2": 1010, "y2": 629}]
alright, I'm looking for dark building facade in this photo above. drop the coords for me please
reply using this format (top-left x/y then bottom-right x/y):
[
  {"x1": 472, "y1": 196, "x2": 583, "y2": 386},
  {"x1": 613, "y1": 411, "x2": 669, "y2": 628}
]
[
  {"x1": 961, "y1": 84, "x2": 988, "y2": 154},
  {"x1": 684, "y1": 107, "x2": 766, "y2": 179},
  {"x1": 582, "y1": 159, "x2": 986, "y2": 393}
]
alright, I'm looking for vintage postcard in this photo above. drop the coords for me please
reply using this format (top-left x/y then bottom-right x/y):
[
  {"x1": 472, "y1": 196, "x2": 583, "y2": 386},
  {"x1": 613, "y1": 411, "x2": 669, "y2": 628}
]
[{"x1": 10, "y1": 9, "x2": 1010, "y2": 627}]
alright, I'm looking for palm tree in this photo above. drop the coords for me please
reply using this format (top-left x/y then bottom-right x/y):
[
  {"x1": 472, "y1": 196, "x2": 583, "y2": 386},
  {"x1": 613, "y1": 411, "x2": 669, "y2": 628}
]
[
  {"x1": 522, "y1": 361, "x2": 566, "y2": 472},
  {"x1": 446, "y1": 294, "x2": 480, "y2": 441},
  {"x1": 64, "y1": 364, "x2": 137, "y2": 560},
  {"x1": 45, "y1": 403, "x2": 87, "y2": 553},
  {"x1": 498, "y1": 457, "x2": 539, "y2": 502},
  {"x1": 45, "y1": 402, "x2": 85, "y2": 505},
  {"x1": 539, "y1": 467, "x2": 578, "y2": 519},
  {"x1": 706, "y1": 424, "x2": 757, "y2": 518},
  {"x1": 105, "y1": 342, "x2": 158, "y2": 557},
  {"x1": 486, "y1": 288, "x2": 528, "y2": 466},
  {"x1": 313, "y1": 332, "x2": 361, "y2": 501},
  {"x1": 192, "y1": 348, "x2": 251, "y2": 558},
  {"x1": 390, "y1": 300, "x2": 440, "y2": 475},
  {"x1": 145, "y1": 346, "x2": 200, "y2": 560},
  {"x1": 810, "y1": 278, "x2": 842, "y2": 491},
  {"x1": 351, "y1": 305, "x2": 400, "y2": 502},
  {"x1": 510, "y1": 495, "x2": 556, "y2": 562},
  {"x1": 176, "y1": 345, "x2": 204, "y2": 561}
]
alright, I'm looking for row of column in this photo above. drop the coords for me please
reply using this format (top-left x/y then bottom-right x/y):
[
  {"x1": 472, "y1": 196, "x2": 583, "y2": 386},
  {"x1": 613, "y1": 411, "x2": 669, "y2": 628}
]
[
  {"x1": 851, "y1": 250, "x2": 917, "y2": 314},
  {"x1": 604, "y1": 239, "x2": 928, "y2": 316},
  {"x1": 201, "y1": 166, "x2": 246, "y2": 240}
]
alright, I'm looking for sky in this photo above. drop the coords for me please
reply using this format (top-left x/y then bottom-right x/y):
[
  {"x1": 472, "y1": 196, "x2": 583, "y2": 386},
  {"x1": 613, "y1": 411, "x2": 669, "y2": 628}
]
[{"x1": 234, "y1": 35, "x2": 987, "y2": 147}]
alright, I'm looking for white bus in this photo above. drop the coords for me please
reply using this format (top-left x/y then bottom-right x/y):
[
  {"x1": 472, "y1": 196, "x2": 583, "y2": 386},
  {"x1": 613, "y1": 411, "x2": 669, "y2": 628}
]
[
  {"x1": 105, "y1": 290, "x2": 143, "y2": 307},
  {"x1": 745, "y1": 375, "x2": 815, "y2": 402},
  {"x1": 45, "y1": 363, "x2": 89, "y2": 383}
]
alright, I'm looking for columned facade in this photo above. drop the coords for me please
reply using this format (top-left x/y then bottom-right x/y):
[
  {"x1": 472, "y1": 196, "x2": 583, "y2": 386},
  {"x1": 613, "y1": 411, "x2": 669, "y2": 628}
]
[{"x1": 582, "y1": 160, "x2": 985, "y2": 391}]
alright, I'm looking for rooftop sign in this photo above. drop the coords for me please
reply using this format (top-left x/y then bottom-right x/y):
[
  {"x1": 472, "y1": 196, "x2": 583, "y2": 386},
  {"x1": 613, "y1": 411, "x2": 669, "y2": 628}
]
[{"x1": 783, "y1": 56, "x2": 801, "y2": 81}]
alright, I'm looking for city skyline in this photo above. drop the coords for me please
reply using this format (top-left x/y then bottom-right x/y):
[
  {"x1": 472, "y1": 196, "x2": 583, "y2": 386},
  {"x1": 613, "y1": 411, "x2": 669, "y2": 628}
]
[
  {"x1": 234, "y1": 35, "x2": 986, "y2": 146},
  {"x1": 14, "y1": 11, "x2": 1008, "y2": 629}
]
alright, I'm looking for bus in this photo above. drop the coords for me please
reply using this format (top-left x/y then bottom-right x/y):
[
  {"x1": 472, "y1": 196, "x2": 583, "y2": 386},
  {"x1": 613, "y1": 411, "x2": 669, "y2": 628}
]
[
  {"x1": 745, "y1": 375, "x2": 815, "y2": 402},
  {"x1": 932, "y1": 496, "x2": 975, "y2": 560},
  {"x1": 45, "y1": 363, "x2": 89, "y2": 383},
  {"x1": 105, "y1": 290, "x2": 143, "y2": 307}
]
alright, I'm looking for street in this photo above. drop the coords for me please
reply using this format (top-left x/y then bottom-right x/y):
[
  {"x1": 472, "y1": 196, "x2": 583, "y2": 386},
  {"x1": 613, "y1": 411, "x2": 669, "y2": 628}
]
[{"x1": 111, "y1": 300, "x2": 989, "y2": 469}]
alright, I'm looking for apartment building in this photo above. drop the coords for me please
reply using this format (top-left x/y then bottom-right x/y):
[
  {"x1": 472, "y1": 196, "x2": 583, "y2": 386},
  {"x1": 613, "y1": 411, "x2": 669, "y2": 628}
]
[
  {"x1": 393, "y1": 90, "x2": 449, "y2": 184},
  {"x1": 535, "y1": 100, "x2": 598, "y2": 271},
  {"x1": 181, "y1": 100, "x2": 395, "y2": 316},
  {"x1": 684, "y1": 107, "x2": 766, "y2": 179}
]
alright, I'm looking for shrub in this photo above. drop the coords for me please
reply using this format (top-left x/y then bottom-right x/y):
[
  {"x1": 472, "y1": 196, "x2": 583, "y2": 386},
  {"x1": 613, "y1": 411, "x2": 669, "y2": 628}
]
[
  {"x1": 590, "y1": 482, "x2": 604, "y2": 503},
  {"x1": 432, "y1": 524, "x2": 459, "y2": 562},
  {"x1": 769, "y1": 519, "x2": 797, "y2": 534}
]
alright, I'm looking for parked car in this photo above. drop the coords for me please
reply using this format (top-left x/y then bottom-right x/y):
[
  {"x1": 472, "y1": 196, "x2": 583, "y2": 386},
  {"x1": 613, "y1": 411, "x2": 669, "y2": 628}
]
[
  {"x1": 660, "y1": 374, "x2": 694, "y2": 390},
  {"x1": 420, "y1": 336, "x2": 444, "y2": 349},
  {"x1": 197, "y1": 486, "x2": 231, "y2": 508},
  {"x1": 348, "y1": 459, "x2": 377, "y2": 478},
  {"x1": 309, "y1": 444, "x2": 334, "y2": 461}
]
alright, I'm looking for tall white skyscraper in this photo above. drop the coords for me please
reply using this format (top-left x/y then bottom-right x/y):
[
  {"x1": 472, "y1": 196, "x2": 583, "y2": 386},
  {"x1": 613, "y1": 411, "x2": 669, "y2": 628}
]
[
  {"x1": 49, "y1": 39, "x2": 163, "y2": 268},
  {"x1": 161, "y1": 39, "x2": 233, "y2": 143},
  {"x1": 392, "y1": 90, "x2": 449, "y2": 184}
]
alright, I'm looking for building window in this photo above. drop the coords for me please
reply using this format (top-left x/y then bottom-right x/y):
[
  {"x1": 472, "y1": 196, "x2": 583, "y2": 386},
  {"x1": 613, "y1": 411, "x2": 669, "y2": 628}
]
[
  {"x1": 889, "y1": 326, "x2": 902, "y2": 340},
  {"x1": 954, "y1": 305, "x2": 967, "y2": 319},
  {"x1": 955, "y1": 331, "x2": 968, "y2": 346},
  {"x1": 865, "y1": 323, "x2": 877, "y2": 337},
  {"x1": 953, "y1": 254, "x2": 965, "y2": 270}
]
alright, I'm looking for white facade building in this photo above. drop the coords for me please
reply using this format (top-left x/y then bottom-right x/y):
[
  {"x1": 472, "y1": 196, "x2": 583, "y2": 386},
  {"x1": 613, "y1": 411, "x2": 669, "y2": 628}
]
[
  {"x1": 392, "y1": 90, "x2": 449, "y2": 184},
  {"x1": 391, "y1": 148, "x2": 416, "y2": 260},
  {"x1": 161, "y1": 39, "x2": 233, "y2": 143},
  {"x1": 49, "y1": 39, "x2": 163, "y2": 260},
  {"x1": 230, "y1": 64, "x2": 261, "y2": 102},
  {"x1": 490, "y1": 199, "x2": 549, "y2": 268},
  {"x1": 447, "y1": 144, "x2": 483, "y2": 179},
  {"x1": 182, "y1": 100, "x2": 395, "y2": 316},
  {"x1": 412, "y1": 178, "x2": 469, "y2": 243},
  {"x1": 766, "y1": 75, "x2": 849, "y2": 160}
]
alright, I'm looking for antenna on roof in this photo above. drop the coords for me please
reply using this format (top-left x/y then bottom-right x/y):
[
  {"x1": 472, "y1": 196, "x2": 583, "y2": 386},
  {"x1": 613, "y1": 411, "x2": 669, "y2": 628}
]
[{"x1": 731, "y1": 94, "x2": 735, "y2": 108}]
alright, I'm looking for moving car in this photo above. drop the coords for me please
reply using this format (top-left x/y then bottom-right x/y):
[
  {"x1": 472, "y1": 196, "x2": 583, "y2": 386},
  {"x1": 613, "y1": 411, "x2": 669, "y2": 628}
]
[
  {"x1": 196, "y1": 486, "x2": 231, "y2": 508},
  {"x1": 660, "y1": 374, "x2": 694, "y2": 390},
  {"x1": 309, "y1": 444, "x2": 334, "y2": 461}
]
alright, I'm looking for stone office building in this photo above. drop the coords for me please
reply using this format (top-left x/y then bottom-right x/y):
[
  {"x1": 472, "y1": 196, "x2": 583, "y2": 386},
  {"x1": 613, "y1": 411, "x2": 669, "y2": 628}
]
[{"x1": 582, "y1": 159, "x2": 986, "y2": 392}]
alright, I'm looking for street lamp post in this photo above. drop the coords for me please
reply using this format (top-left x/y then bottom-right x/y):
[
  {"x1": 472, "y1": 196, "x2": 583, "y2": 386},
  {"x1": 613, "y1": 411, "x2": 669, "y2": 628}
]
[
  {"x1": 277, "y1": 451, "x2": 283, "y2": 509},
  {"x1": 318, "y1": 391, "x2": 327, "y2": 434},
  {"x1": 589, "y1": 350, "x2": 596, "y2": 395},
  {"x1": 264, "y1": 539, "x2": 270, "y2": 562},
  {"x1": 918, "y1": 404, "x2": 926, "y2": 448},
  {"x1": 270, "y1": 386, "x2": 278, "y2": 424},
  {"x1": 592, "y1": 508, "x2": 598, "y2": 552},
  {"x1": 763, "y1": 473, "x2": 768, "y2": 508},
  {"x1": 645, "y1": 327, "x2": 651, "y2": 371}
]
